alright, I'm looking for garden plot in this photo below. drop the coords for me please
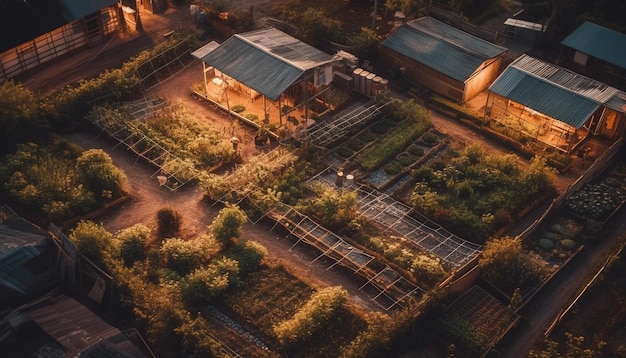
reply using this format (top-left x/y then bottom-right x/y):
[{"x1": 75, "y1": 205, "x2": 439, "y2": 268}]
[
  {"x1": 439, "y1": 285, "x2": 520, "y2": 357},
  {"x1": 308, "y1": 171, "x2": 482, "y2": 269},
  {"x1": 564, "y1": 176, "x2": 626, "y2": 223},
  {"x1": 299, "y1": 98, "x2": 392, "y2": 149},
  {"x1": 265, "y1": 203, "x2": 422, "y2": 310}
]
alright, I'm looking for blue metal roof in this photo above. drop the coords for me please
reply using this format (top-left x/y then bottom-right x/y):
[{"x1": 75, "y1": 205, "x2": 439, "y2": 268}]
[
  {"x1": 487, "y1": 55, "x2": 626, "y2": 128},
  {"x1": 561, "y1": 21, "x2": 626, "y2": 70},
  {"x1": 198, "y1": 28, "x2": 334, "y2": 101},
  {"x1": 382, "y1": 17, "x2": 507, "y2": 82}
]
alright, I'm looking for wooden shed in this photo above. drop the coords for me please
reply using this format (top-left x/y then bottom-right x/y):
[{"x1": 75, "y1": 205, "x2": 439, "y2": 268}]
[
  {"x1": 0, "y1": 0, "x2": 123, "y2": 82},
  {"x1": 560, "y1": 21, "x2": 626, "y2": 91},
  {"x1": 380, "y1": 16, "x2": 508, "y2": 103},
  {"x1": 485, "y1": 54, "x2": 626, "y2": 155}
]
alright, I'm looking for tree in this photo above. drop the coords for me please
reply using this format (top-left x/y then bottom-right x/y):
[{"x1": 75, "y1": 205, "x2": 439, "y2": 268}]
[
  {"x1": 209, "y1": 204, "x2": 247, "y2": 246},
  {"x1": 296, "y1": 8, "x2": 343, "y2": 49},
  {"x1": 479, "y1": 236, "x2": 546, "y2": 295},
  {"x1": 157, "y1": 207, "x2": 183, "y2": 239},
  {"x1": 70, "y1": 220, "x2": 114, "y2": 268},
  {"x1": 161, "y1": 238, "x2": 204, "y2": 275},
  {"x1": 227, "y1": 240, "x2": 268, "y2": 275},
  {"x1": 274, "y1": 286, "x2": 348, "y2": 348},
  {"x1": 0, "y1": 80, "x2": 49, "y2": 153},
  {"x1": 180, "y1": 257, "x2": 239, "y2": 305},
  {"x1": 116, "y1": 224, "x2": 150, "y2": 267},
  {"x1": 348, "y1": 27, "x2": 381, "y2": 62},
  {"x1": 75, "y1": 149, "x2": 127, "y2": 202}
]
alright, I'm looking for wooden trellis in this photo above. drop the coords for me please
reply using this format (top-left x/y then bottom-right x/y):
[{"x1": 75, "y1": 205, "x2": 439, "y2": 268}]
[
  {"x1": 308, "y1": 170, "x2": 482, "y2": 269},
  {"x1": 297, "y1": 98, "x2": 394, "y2": 150},
  {"x1": 88, "y1": 101, "x2": 198, "y2": 191},
  {"x1": 266, "y1": 203, "x2": 423, "y2": 311}
]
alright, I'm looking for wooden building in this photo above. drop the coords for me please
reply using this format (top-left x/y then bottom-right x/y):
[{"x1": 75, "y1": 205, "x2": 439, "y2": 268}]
[
  {"x1": 380, "y1": 16, "x2": 507, "y2": 103},
  {"x1": 0, "y1": 0, "x2": 124, "y2": 83},
  {"x1": 560, "y1": 21, "x2": 626, "y2": 91},
  {"x1": 485, "y1": 54, "x2": 626, "y2": 155},
  {"x1": 192, "y1": 28, "x2": 338, "y2": 130}
]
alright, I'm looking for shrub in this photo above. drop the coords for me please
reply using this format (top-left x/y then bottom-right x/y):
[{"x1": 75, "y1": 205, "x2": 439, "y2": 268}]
[
  {"x1": 408, "y1": 145, "x2": 425, "y2": 156},
  {"x1": 157, "y1": 207, "x2": 183, "y2": 239},
  {"x1": 75, "y1": 149, "x2": 127, "y2": 202},
  {"x1": 180, "y1": 257, "x2": 239, "y2": 305},
  {"x1": 116, "y1": 224, "x2": 150, "y2": 267},
  {"x1": 244, "y1": 113, "x2": 259, "y2": 121},
  {"x1": 559, "y1": 239, "x2": 577, "y2": 250},
  {"x1": 421, "y1": 132, "x2": 438, "y2": 146},
  {"x1": 384, "y1": 161, "x2": 403, "y2": 175},
  {"x1": 227, "y1": 240, "x2": 268, "y2": 275},
  {"x1": 161, "y1": 238, "x2": 203, "y2": 275},
  {"x1": 209, "y1": 204, "x2": 247, "y2": 246},
  {"x1": 397, "y1": 153, "x2": 418, "y2": 167},
  {"x1": 274, "y1": 286, "x2": 347, "y2": 347},
  {"x1": 538, "y1": 238, "x2": 555, "y2": 251},
  {"x1": 69, "y1": 220, "x2": 114, "y2": 268},
  {"x1": 230, "y1": 104, "x2": 246, "y2": 113}
]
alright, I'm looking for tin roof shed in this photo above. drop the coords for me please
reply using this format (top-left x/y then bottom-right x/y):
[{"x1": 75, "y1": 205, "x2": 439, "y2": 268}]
[
  {"x1": 0, "y1": 0, "x2": 119, "y2": 53},
  {"x1": 194, "y1": 28, "x2": 335, "y2": 100},
  {"x1": 561, "y1": 21, "x2": 626, "y2": 70},
  {"x1": 489, "y1": 54, "x2": 626, "y2": 128},
  {"x1": 381, "y1": 16, "x2": 507, "y2": 82}
]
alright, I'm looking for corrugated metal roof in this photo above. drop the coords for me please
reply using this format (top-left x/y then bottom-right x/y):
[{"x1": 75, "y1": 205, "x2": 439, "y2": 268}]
[
  {"x1": 0, "y1": 0, "x2": 118, "y2": 53},
  {"x1": 26, "y1": 295, "x2": 147, "y2": 357},
  {"x1": 198, "y1": 28, "x2": 334, "y2": 100},
  {"x1": 561, "y1": 21, "x2": 626, "y2": 70},
  {"x1": 488, "y1": 54, "x2": 626, "y2": 128},
  {"x1": 191, "y1": 41, "x2": 220, "y2": 59},
  {"x1": 381, "y1": 16, "x2": 507, "y2": 82}
]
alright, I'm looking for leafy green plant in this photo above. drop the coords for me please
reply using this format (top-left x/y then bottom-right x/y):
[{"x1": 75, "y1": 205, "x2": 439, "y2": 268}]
[
  {"x1": 230, "y1": 104, "x2": 246, "y2": 113},
  {"x1": 244, "y1": 113, "x2": 259, "y2": 121},
  {"x1": 157, "y1": 207, "x2": 183, "y2": 239},
  {"x1": 356, "y1": 100, "x2": 431, "y2": 171},
  {"x1": 116, "y1": 224, "x2": 150, "y2": 267},
  {"x1": 421, "y1": 132, "x2": 439, "y2": 146},
  {"x1": 274, "y1": 286, "x2": 348, "y2": 347},
  {"x1": 384, "y1": 161, "x2": 403, "y2": 175}
]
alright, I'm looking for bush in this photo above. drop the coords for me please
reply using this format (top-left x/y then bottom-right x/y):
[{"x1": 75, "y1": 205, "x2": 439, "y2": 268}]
[
  {"x1": 227, "y1": 240, "x2": 268, "y2": 275},
  {"x1": 397, "y1": 153, "x2": 418, "y2": 167},
  {"x1": 274, "y1": 286, "x2": 347, "y2": 347},
  {"x1": 75, "y1": 149, "x2": 126, "y2": 202},
  {"x1": 70, "y1": 220, "x2": 114, "y2": 268},
  {"x1": 230, "y1": 104, "x2": 246, "y2": 113},
  {"x1": 157, "y1": 208, "x2": 183, "y2": 239},
  {"x1": 538, "y1": 238, "x2": 555, "y2": 251},
  {"x1": 384, "y1": 161, "x2": 403, "y2": 175},
  {"x1": 244, "y1": 113, "x2": 259, "y2": 121},
  {"x1": 559, "y1": 239, "x2": 577, "y2": 250},
  {"x1": 181, "y1": 257, "x2": 239, "y2": 305},
  {"x1": 161, "y1": 238, "x2": 203, "y2": 275},
  {"x1": 209, "y1": 204, "x2": 247, "y2": 246},
  {"x1": 408, "y1": 145, "x2": 425, "y2": 156},
  {"x1": 116, "y1": 224, "x2": 150, "y2": 267},
  {"x1": 422, "y1": 132, "x2": 438, "y2": 146}
]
